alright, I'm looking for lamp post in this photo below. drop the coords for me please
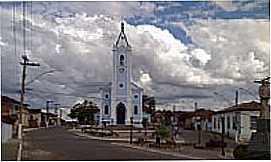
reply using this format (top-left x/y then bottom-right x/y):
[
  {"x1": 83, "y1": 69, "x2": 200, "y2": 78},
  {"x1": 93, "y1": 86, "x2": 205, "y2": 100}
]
[
  {"x1": 18, "y1": 55, "x2": 40, "y2": 140},
  {"x1": 221, "y1": 114, "x2": 225, "y2": 156},
  {"x1": 54, "y1": 103, "x2": 60, "y2": 126},
  {"x1": 46, "y1": 100, "x2": 54, "y2": 128},
  {"x1": 130, "y1": 117, "x2": 134, "y2": 144},
  {"x1": 196, "y1": 116, "x2": 201, "y2": 146}
]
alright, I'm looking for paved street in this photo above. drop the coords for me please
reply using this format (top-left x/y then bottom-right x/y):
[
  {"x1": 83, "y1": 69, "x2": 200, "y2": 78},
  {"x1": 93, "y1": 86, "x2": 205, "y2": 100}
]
[{"x1": 22, "y1": 127, "x2": 188, "y2": 160}]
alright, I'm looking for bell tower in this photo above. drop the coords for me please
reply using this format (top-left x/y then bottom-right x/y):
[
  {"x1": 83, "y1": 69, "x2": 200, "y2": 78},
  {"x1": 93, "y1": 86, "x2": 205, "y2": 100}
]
[{"x1": 111, "y1": 22, "x2": 132, "y2": 125}]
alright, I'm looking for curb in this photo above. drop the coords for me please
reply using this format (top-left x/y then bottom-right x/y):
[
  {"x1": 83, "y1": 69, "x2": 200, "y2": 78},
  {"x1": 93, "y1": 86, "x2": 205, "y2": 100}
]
[
  {"x1": 111, "y1": 142, "x2": 204, "y2": 160},
  {"x1": 16, "y1": 142, "x2": 22, "y2": 161}
]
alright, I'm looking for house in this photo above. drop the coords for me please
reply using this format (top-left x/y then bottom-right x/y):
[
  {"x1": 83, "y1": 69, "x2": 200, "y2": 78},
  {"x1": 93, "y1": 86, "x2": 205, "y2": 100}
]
[
  {"x1": 179, "y1": 109, "x2": 213, "y2": 131},
  {"x1": 212, "y1": 101, "x2": 261, "y2": 143},
  {"x1": 28, "y1": 109, "x2": 42, "y2": 128},
  {"x1": 1, "y1": 96, "x2": 19, "y2": 126},
  {"x1": 150, "y1": 110, "x2": 186, "y2": 128},
  {"x1": 179, "y1": 111, "x2": 194, "y2": 129},
  {"x1": 40, "y1": 109, "x2": 58, "y2": 127},
  {"x1": 192, "y1": 109, "x2": 214, "y2": 131},
  {"x1": 1, "y1": 96, "x2": 30, "y2": 136}
]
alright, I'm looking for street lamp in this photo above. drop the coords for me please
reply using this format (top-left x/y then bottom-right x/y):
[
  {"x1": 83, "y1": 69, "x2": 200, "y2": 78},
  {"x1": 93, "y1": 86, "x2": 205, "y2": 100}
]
[
  {"x1": 130, "y1": 117, "x2": 134, "y2": 144},
  {"x1": 46, "y1": 100, "x2": 55, "y2": 128},
  {"x1": 18, "y1": 55, "x2": 40, "y2": 140},
  {"x1": 54, "y1": 103, "x2": 61, "y2": 126}
]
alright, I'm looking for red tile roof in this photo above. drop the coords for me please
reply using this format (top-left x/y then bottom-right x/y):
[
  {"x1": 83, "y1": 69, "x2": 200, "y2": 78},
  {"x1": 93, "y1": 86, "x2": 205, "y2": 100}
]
[{"x1": 215, "y1": 101, "x2": 262, "y2": 114}]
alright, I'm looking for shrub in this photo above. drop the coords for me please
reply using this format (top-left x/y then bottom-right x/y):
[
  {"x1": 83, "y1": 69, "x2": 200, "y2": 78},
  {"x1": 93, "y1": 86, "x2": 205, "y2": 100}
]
[{"x1": 156, "y1": 124, "x2": 170, "y2": 140}]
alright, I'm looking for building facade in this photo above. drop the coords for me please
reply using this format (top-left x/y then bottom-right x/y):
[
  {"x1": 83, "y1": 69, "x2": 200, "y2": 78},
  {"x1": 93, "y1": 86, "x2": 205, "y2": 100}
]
[
  {"x1": 212, "y1": 101, "x2": 261, "y2": 143},
  {"x1": 96, "y1": 22, "x2": 143, "y2": 126},
  {"x1": 1, "y1": 96, "x2": 30, "y2": 136}
]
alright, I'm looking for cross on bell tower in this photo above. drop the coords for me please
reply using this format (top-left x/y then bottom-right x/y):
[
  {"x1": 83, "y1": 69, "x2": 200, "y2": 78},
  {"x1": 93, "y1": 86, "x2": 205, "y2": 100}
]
[{"x1": 115, "y1": 22, "x2": 130, "y2": 48}]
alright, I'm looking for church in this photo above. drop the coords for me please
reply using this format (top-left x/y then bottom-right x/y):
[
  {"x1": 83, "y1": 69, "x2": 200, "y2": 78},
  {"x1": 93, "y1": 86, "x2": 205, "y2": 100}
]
[{"x1": 95, "y1": 22, "x2": 144, "y2": 127}]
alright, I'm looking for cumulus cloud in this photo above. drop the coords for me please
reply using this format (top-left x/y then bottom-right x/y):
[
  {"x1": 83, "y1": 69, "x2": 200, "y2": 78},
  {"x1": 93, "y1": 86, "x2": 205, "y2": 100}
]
[
  {"x1": 183, "y1": 19, "x2": 269, "y2": 83},
  {"x1": 1, "y1": 2, "x2": 269, "y2": 112},
  {"x1": 213, "y1": 0, "x2": 268, "y2": 12}
]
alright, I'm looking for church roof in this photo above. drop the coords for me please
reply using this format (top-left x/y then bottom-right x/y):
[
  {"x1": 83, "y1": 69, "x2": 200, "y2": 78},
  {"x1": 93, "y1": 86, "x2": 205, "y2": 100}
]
[
  {"x1": 115, "y1": 22, "x2": 130, "y2": 48},
  {"x1": 131, "y1": 81, "x2": 144, "y2": 91}
]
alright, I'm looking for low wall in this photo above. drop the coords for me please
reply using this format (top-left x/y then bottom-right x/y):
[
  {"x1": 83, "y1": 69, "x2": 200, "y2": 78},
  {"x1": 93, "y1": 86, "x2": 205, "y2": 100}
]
[{"x1": 1, "y1": 122, "x2": 13, "y2": 143}]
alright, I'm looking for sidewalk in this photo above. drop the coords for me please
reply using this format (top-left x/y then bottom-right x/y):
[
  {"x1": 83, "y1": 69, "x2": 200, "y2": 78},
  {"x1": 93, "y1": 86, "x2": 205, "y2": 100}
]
[
  {"x1": 1, "y1": 127, "x2": 44, "y2": 161},
  {"x1": 1, "y1": 139, "x2": 20, "y2": 161},
  {"x1": 70, "y1": 129, "x2": 233, "y2": 159},
  {"x1": 73, "y1": 130, "x2": 184, "y2": 143}
]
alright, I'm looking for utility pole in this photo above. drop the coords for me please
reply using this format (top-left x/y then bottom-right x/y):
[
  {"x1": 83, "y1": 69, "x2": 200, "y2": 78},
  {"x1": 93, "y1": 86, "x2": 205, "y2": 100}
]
[
  {"x1": 18, "y1": 55, "x2": 40, "y2": 139},
  {"x1": 235, "y1": 90, "x2": 239, "y2": 106}
]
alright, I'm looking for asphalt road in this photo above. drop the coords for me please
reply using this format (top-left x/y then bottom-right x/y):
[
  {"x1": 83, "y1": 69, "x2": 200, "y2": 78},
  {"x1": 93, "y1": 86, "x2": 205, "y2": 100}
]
[{"x1": 22, "y1": 127, "x2": 187, "y2": 160}]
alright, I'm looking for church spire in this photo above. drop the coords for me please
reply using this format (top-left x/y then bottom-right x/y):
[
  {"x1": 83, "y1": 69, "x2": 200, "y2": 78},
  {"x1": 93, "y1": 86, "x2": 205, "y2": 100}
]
[{"x1": 115, "y1": 22, "x2": 130, "y2": 48}]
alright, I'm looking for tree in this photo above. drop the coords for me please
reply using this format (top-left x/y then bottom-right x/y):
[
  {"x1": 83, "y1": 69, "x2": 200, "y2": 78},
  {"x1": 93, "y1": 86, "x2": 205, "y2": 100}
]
[{"x1": 68, "y1": 100, "x2": 100, "y2": 125}]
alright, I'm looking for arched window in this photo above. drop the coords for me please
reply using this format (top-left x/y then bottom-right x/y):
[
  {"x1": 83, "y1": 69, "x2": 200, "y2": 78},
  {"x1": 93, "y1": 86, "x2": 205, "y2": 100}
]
[
  {"x1": 134, "y1": 105, "x2": 138, "y2": 115},
  {"x1": 105, "y1": 94, "x2": 109, "y2": 99},
  {"x1": 104, "y1": 105, "x2": 109, "y2": 115},
  {"x1": 120, "y1": 55, "x2": 124, "y2": 65}
]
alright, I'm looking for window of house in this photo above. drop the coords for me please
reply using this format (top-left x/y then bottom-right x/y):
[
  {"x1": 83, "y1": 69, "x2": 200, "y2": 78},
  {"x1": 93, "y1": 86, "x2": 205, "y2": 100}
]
[
  {"x1": 12, "y1": 105, "x2": 18, "y2": 115},
  {"x1": 214, "y1": 118, "x2": 216, "y2": 129},
  {"x1": 227, "y1": 116, "x2": 231, "y2": 129},
  {"x1": 134, "y1": 105, "x2": 138, "y2": 115},
  {"x1": 232, "y1": 116, "x2": 237, "y2": 130},
  {"x1": 120, "y1": 55, "x2": 124, "y2": 65},
  {"x1": 250, "y1": 116, "x2": 257, "y2": 130},
  {"x1": 104, "y1": 105, "x2": 109, "y2": 115},
  {"x1": 218, "y1": 118, "x2": 220, "y2": 129}
]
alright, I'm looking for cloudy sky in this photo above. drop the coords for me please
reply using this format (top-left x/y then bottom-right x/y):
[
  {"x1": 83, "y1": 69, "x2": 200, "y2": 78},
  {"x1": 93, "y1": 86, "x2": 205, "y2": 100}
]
[{"x1": 1, "y1": 1, "x2": 270, "y2": 113}]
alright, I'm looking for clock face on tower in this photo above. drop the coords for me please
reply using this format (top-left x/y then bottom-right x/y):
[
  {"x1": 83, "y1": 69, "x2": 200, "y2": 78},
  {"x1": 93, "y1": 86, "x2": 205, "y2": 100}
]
[{"x1": 119, "y1": 67, "x2": 125, "y2": 73}]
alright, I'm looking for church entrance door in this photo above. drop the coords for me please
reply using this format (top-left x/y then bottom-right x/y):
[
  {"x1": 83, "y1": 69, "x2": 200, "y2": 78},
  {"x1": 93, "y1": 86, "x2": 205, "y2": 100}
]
[{"x1": 116, "y1": 103, "x2": 126, "y2": 124}]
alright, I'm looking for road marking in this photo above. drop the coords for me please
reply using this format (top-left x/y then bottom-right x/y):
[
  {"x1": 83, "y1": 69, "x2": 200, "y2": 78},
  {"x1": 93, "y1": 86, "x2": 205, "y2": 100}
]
[{"x1": 17, "y1": 142, "x2": 22, "y2": 161}]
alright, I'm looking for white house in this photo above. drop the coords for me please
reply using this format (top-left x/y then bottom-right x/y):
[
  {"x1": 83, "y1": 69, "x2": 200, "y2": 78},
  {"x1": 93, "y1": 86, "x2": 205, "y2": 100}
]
[{"x1": 212, "y1": 101, "x2": 261, "y2": 143}]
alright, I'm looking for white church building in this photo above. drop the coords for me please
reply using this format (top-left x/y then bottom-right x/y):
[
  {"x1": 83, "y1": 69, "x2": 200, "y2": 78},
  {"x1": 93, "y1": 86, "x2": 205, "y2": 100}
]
[{"x1": 95, "y1": 22, "x2": 144, "y2": 126}]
